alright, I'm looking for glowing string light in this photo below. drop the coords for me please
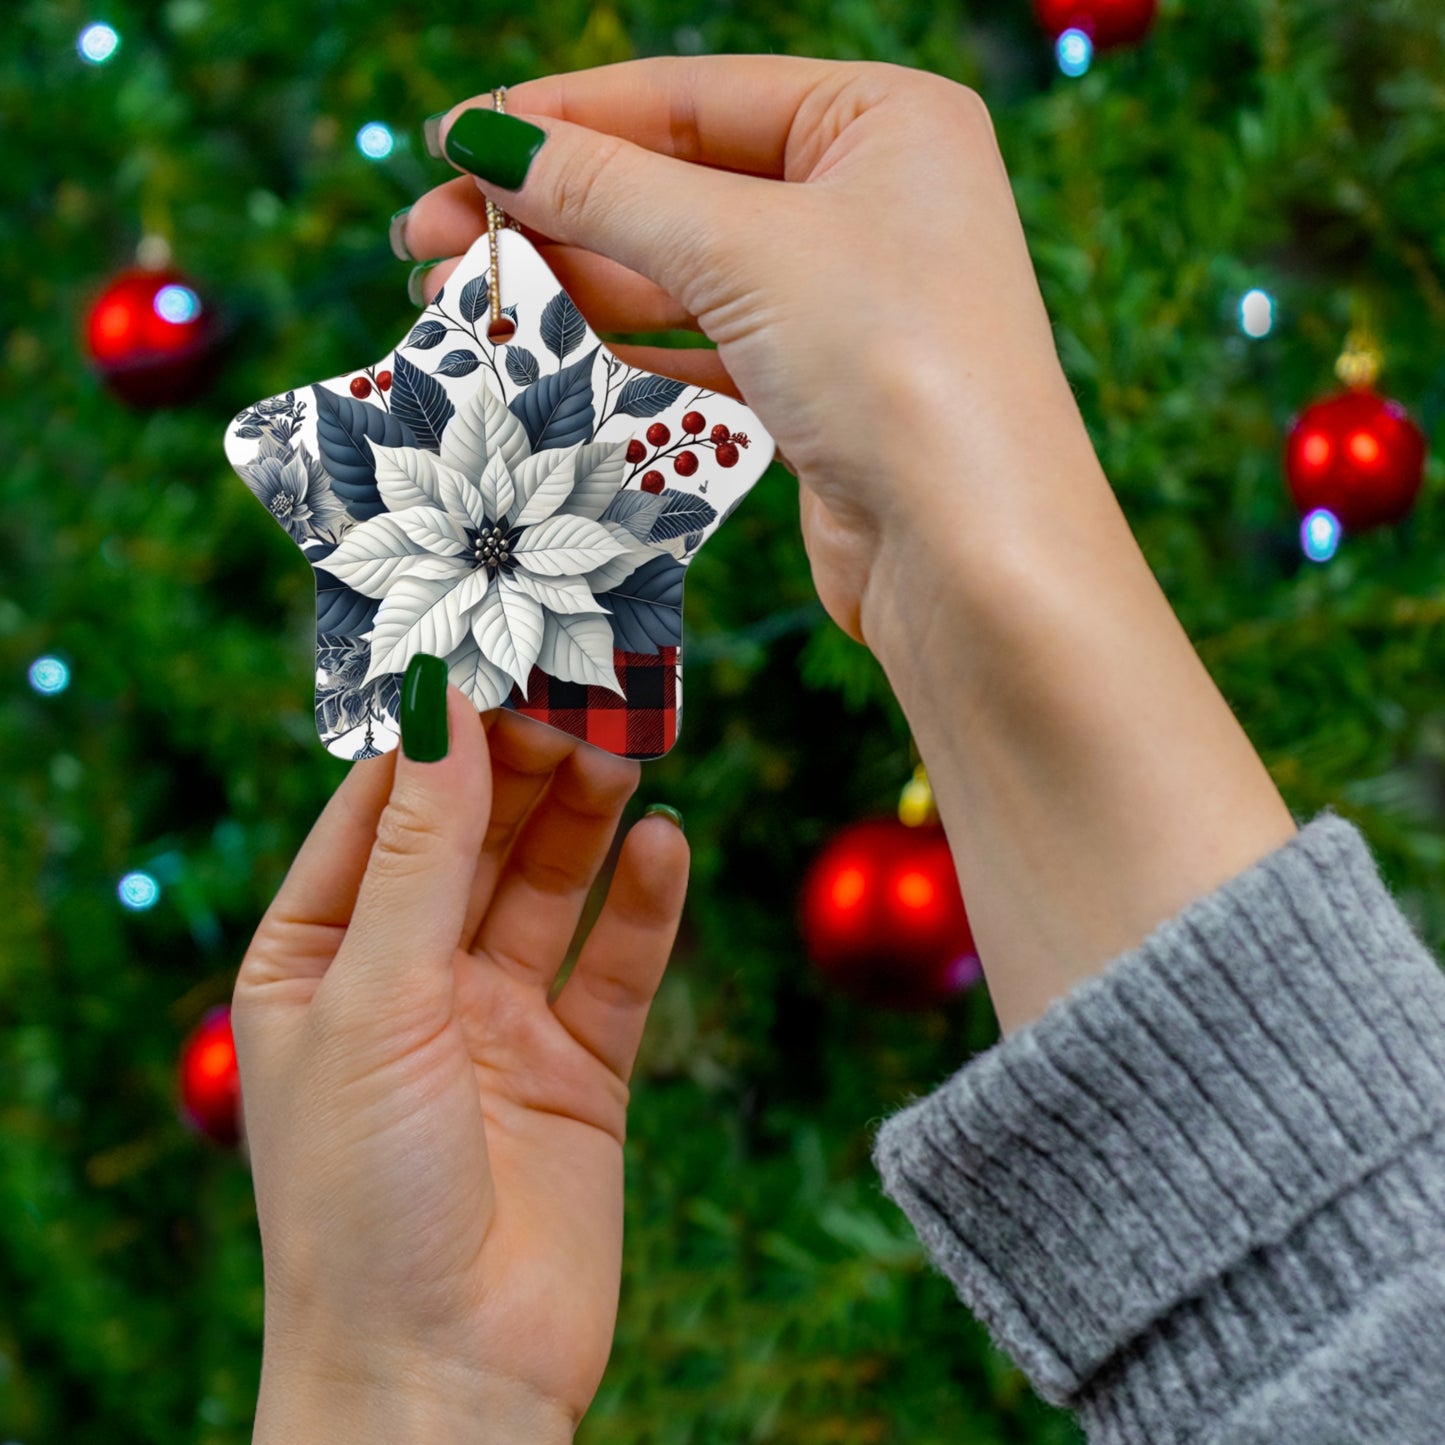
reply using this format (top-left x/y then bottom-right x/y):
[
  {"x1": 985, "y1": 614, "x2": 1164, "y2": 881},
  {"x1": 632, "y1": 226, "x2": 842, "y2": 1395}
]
[
  {"x1": 1239, "y1": 289, "x2": 1275, "y2": 338},
  {"x1": 1057, "y1": 28, "x2": 1093, "y2": 77},
  {"x1": 154, "y1": 284, "x2": 201, "y2": 324},
  {"x1": 1301, "y1": 508, "x2": 1342, "y2": 563},
  {"x1": 78, "y1": 22, "x2": 120, "y2": 64},
  {"x1": 356, "y1": 122, "x2": 395, "y2": 160},
  {"x1": 28, "y1": 657, "x2": 71, "y2": 695},
  {"x1": 118, "y1": 871, "x2": 161, "y2": 911}
]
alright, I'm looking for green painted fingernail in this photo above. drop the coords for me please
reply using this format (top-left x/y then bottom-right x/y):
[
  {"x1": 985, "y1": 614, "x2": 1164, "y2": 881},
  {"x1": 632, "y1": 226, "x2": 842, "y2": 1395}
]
[
  {"x1": 407, "y1": 260, "x2": 444, "y2": 308},
  {"x1": 443, "y1": 107, "x2": 546, "y2": 192},
  {"x1": 401, "y1": 653, "x2": 448, "y2": 762},
  {"x1": 644, "y1": 803, "x2": 684, "y2": 834},
  {"x1": 423, "y1": 112, "x2": 447, "y2": 159},
  {"x1": 389, "y1": 206, "x2": 413, "y2": 262}
]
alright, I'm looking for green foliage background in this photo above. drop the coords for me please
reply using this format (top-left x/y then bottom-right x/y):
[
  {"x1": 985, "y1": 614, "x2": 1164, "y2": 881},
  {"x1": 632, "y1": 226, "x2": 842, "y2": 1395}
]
[{"x1": 3, "y1": 0, "x2": 1444, "y2": 1440}]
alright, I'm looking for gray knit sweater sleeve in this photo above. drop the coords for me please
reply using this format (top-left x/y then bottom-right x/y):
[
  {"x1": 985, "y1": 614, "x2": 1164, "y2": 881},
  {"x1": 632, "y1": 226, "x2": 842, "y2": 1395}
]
[{"x1": 870, "y1": 812, "x2": 1445, "y2": 1443}]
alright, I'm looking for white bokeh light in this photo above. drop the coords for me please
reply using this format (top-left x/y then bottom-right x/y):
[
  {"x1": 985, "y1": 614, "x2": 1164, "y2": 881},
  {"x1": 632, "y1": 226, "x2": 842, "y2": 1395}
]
[
  {"x1": 1057, "y1": 29, "x2": 1093, "y2": 77},
  {"x1": 1240, "y1": 288, "x2": 1275, "y2": 339},
  {"x1": 1301, "y1": 508, "x2": 1342, "y2": 563},
  {"x1": 154, "y1": 284, "x2": 201, "y2": 324},
  {"x1": 356, "y1": 122, "x2": 395, "y2": 160},
  {"x1": 118, "y1": 871, "x2": 161, "y2": 911},
  {"x1": 78, "y1": 22, "x2": 120, "y2": 64},
  {"x1": 28, "y1": 656, "x2": 71, "y2": 695}
]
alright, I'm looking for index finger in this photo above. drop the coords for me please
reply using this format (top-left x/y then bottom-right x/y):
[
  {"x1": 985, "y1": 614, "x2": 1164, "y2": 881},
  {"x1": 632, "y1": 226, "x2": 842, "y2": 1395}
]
[{"x1": 500, "y1": 54, "x2": 846, "y2": 179}]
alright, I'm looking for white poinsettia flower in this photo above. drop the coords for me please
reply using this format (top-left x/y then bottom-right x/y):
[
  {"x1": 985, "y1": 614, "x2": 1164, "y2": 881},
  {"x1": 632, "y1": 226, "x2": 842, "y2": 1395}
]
[{"x1": 319, "y1": 381, "x2": 660, "y2": 709}]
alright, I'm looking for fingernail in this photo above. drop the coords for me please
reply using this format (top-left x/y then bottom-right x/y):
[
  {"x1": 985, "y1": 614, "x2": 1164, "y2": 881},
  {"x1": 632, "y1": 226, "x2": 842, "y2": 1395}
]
[
  {"x1": 389, "y1": 206, "x2": 413, "y2": 262},
  {"x1": 423, "y1": 111, "x2": 447, "y2": 159},
  {"x1": 401, "y1": 653, "x2": 449, "y2": 762},
  {"x1": 407, "y1": 260, "x2": 444, "y2": 308},
  {"x1": 644, "y1": 803, "x2": 684, "y2": 834},
  {"x1": 443, "y1": 107, "x2": 546, "y2": 191}
]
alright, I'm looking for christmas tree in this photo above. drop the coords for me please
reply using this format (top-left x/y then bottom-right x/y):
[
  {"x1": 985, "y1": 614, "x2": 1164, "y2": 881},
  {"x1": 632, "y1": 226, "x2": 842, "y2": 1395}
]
[{"x1": 3, "y1": 1, "x2": 1442, "y2": 1441}]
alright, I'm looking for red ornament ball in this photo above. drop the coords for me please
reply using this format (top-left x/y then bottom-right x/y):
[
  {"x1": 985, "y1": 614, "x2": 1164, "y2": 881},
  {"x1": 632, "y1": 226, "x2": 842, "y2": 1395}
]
[
  {"x1": 673, "y1": 450, "x2": 699, "y2": 477},
  {"x1": 715, "y1": 441, "x2": 740, "y2": 468},
  {"x1": 85, "y1": 267, "x2": 219, "y2": 407},
  {"x1": 1285, "y1": 388, "x2": 1427, "y2": 533},
  {"x1": 376, "y1": 369, "x2": 392, "y2": 392},
  {"x1": 640, "y1": 469, "x2": 665, "y2": 494},
  {"x1": 1034, "y1": 0, "x2": 1157, "y2": 48},
  {"x1": 177, "y1": 1005, "x2": 242, "y2": 1148},
  {"x1": 350, "y1": 375, "x2": 373, "y2": 399},
  {"x1": 646, "y1": 422, "x2": 671, "y2": 447},
  {"x1": 626, "y1": 438, "x2": 647, "y2": 464},
  {"x1": 799, "y1": 818, "x2": 981, "y2": 1010},
  {"x1": 682, "y1": 410, "x2": 706, "y2": 435}
]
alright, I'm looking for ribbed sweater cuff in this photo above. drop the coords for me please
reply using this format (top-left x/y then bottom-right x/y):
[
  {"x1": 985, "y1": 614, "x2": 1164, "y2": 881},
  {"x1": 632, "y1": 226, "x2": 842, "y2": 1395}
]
[{"x1": 870, "y1": 813, "x2": 1445, "y2": 1422}]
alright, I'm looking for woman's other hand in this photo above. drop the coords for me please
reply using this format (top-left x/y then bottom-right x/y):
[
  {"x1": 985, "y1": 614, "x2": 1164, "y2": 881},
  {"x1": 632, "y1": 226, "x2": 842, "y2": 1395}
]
[{"x1": 234, "y1": 676, "x2": 688, "y2": 1443}]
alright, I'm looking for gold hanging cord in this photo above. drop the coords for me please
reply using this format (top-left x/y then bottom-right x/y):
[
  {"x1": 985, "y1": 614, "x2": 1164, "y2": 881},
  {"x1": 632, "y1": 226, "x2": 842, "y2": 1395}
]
[{"x1": 484, "y1": 87, "x2": 518, "y2": 345}]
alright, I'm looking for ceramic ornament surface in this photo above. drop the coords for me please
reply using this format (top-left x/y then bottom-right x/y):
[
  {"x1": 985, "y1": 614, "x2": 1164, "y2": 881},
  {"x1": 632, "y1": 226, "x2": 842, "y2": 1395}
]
[{"x1": 223, "y1": 228, "x2": 774, "y2": 760}]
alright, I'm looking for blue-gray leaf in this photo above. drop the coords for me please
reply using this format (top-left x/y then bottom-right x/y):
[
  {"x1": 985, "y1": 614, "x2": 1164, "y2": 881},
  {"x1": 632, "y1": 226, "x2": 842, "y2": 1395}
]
[
  {"x1": 312, "y1": 385, "x2": 417, "y2": 519},
  {"x1": 436, "y1": 349, "x2": 481, "y2": 377},
  {"x1": 314, "y1": 566, "x2": 381, "y2": 636},
  {"x1": 600, "y1": 489, "x2": 666, "y2": 539},
  {"x1": 459, "y1": 276, "x2": 489, "y2": 324},
  {"x1": 506, "y1": 347, "x2": 541, "y2": 386},
  {"x1": 647, "y1": 490, "x2": 718, "y2": 542},
  {"x1": 540, "y1": 290, "x2": 587, "y2": 361},
  {"x1": 508, "y1": 346, "x2": 598, "y2": 452},
  {"x1": 613, "y1": 374, "x2": 685, "y2": 418},
  {"x1": 597, "y1": 554, "x2": 685, "y2": 654},
  {"x1": 388, "y1": 353, "x2": 454, "y2": 453},
  {"x1": 406, "y1": 320, "x2": 447, "y2": 350}
]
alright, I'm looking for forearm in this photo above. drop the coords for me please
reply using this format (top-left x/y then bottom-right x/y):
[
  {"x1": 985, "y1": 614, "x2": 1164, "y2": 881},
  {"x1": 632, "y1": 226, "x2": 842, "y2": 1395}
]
[{"x1": 859, "y1": 371, "x2": 1296, "y2": 1034}]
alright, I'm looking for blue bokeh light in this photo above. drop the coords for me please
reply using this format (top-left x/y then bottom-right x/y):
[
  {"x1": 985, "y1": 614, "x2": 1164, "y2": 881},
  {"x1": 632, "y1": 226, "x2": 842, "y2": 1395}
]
[
  {"x1": 78, "y1": 22, "x2": 120, "y2": 64},
  {"x1": 1301, "y1": 508, "x2": 1342, "y2": 563},
  {"x1": 1240, "y1": 288, "x2": 1275, "y2": 339},
  {"x1": 28, "y1": 657, "x2": 71, "y2": 695},
  {"x1": 356, "y1": 122, "x2": 395, "y2": 160},
  {"x1": 153, "y1": 284, "x2": 202, "y2": 324},
  {"x1": 118, "y1": 871, "x2": 161, "y2": 911},
  {"x1": 1057, "y1": 28, "x2": 1093, "y2": 77}
]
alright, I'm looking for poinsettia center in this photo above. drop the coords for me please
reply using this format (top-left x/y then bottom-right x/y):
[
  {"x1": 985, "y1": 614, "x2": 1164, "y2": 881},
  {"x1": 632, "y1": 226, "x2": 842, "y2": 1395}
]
[{"x1": 466, "y1": 522, "x2": 524, "y2": 574}]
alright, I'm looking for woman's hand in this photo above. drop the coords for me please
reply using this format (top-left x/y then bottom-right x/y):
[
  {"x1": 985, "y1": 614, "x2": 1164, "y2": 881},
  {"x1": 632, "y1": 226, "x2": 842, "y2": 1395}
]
[
  {"x1": 400, "y1": 56, "x2": 1085, "y2": 646},
  {"x1": 233, "y1": 684, "x2": 688, "y2": 1443},
  {"x1": 399, "y1": 58, "x2": 1295, "y2": 1033}
]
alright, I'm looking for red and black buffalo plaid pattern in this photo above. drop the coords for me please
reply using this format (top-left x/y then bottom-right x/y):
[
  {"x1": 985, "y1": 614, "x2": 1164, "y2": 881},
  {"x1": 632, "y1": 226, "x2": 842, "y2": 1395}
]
[{"x1": 506, "y1": 647, "x2": 679, "y2": 759}]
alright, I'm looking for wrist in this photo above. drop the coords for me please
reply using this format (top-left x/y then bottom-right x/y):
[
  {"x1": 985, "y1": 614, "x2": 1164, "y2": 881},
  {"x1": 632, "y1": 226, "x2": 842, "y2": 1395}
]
[
  {"x1": 856, "y1": 359, "x2": 1120, "y2": 688},
  {"x1": 254, "y1": 1344, "x2": 575, "y2": 1445}
]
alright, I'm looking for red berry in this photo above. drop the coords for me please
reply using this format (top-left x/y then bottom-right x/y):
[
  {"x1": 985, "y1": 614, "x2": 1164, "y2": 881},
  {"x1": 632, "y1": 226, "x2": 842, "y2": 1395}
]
[
  {"x1": 682, "y1": 410, "x2": 706, "y2": 435},
  {"x1": 626, "y1": 438, "x2": 647, "y2": 464},
  {"x1": 710, "y1": 424, "x2": 731, "y2": 443},
  {"x1": 646, "y1": 422, "x2": 671, "y2": 447},
  {"x1": 640, "y1": 470, "x2": 665, "y2": 494},
  {"x1": 350, "y1": 376, "x2": 372, "y2": 399},
  {"x1": 376, "y1": 369, "x2": 392, "y2": 391},
  {"x1": 715, "y1": 442, "x2": 740, "y2": 468},
  {"x1": 673, "y1": 450, "x2": 699, "y2": 477}
]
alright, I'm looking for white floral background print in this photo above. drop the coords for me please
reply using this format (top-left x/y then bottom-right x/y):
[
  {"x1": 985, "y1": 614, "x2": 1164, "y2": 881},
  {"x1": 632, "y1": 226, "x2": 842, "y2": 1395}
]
[{"x1": 223, "y1": 228, "x2": 774, "y2": 760}]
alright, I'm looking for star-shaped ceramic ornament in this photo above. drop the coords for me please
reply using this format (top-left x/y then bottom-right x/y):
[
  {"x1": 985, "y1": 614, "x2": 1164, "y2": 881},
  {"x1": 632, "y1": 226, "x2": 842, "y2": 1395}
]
[{"x1": 223, "y1": 228, "x2": 774, "y2": 761}]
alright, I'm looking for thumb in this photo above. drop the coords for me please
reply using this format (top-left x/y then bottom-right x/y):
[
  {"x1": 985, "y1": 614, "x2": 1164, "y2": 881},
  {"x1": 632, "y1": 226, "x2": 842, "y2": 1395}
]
[
  {"x1": 326, "y1": 654, "x2": 491, "y2": 1021},
  {"x1": 437, "y1": 103, "x2": 769, "y2": 320}
]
